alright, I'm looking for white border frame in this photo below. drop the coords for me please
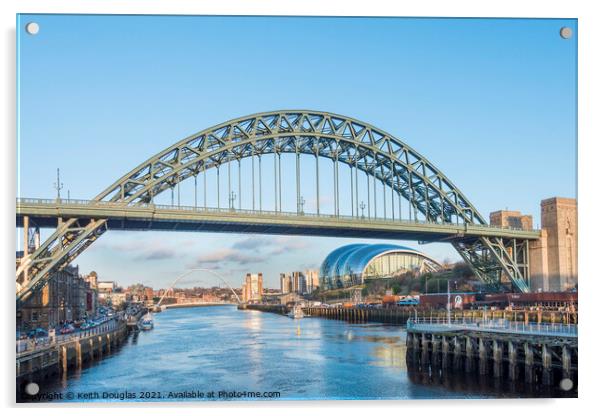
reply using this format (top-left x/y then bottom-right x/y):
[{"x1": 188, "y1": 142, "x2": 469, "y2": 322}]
[{"x1": 2, "y1": 1, "x2": 600, "y2": 415}]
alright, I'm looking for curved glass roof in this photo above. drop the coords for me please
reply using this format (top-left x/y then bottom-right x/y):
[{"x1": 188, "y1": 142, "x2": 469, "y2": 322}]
[
  {"x1": 319, "y1": 243, "x2": 365, "y2": 279},
  {"x1": 320, "y1": 243, "x2": 426, "y2": 279}
]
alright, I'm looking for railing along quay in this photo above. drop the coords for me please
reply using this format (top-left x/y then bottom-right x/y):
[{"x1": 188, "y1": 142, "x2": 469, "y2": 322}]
[
  {"x1": 406, "y1": 317, "x2": 577, "y2": 338},
  {"x1": 16, "y1": 316, "x2": 129, "y2": 383},
  {"x1": 302, "y1": 306, "x2": 577, "y2": 326}
]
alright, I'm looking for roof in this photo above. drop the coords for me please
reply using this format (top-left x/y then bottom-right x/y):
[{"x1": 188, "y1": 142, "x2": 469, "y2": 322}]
[{"x1": 319, "y1": 243, "x2": 437, "y2": 279}]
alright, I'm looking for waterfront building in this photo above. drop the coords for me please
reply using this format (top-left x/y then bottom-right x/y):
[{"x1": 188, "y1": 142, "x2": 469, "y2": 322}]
[
  {"x1": 98, "y1": 281, "x2": 116, "y2": 293},
  {"x1": 305, "y1": 269, "x2": 319, "y2": 293},
  {"x1": 280, "y1": 271, "x2": 315, "y2": 294},
  {"x1": 242, "y1": 273, "x2": 263, "y2": 303},
  {"x1": 292, "y1": 271, "x2": 307, "y2": 294},
  {"x1": 280, "y1": 273, "x2": 292, "y2": 294},
  {"x1": 105, "y1": 292, "x2": 128, "y2": 308},
  {"x1": 17, "y1": 264, "x2": 97, "y2": 329},
  {"x1": 319, "y1": 244, "x2": 442, "y2": 290}
]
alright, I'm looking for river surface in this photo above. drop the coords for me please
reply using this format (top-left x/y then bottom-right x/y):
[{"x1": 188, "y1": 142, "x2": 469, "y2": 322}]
[{"x1": 28, "y1": 305, "x2": 571, "y2": 402}]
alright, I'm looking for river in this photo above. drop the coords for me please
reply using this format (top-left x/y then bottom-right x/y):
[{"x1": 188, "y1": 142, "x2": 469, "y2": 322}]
[{"x1": 28, "y1": 305, "x2": 571, "y2": 402}]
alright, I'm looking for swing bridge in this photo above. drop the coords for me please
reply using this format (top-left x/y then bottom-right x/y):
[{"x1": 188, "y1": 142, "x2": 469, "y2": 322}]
[{"x1": 16, "y1": 110, "x2": 541, "y2": 306}]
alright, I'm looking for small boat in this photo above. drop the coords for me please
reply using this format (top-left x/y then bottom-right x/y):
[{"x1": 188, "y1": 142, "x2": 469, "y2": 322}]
[
  {"x1": 288, "y1": 304, "x2": 304, "y2": 319},
  {"x1": 139, "y1": 313, "x2": 154, "y2": 330}
]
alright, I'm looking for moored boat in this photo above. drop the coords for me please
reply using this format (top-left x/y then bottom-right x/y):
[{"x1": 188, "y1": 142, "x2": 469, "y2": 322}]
[
  {"x1": 287, "y1": 304, "x2": 304, "y2": 319},
  {"x1": 139, "y1": 313, "x2": 154, "y2": 330}
]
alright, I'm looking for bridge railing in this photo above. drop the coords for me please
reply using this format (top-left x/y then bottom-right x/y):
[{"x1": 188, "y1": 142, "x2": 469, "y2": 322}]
[
  {"x1": 16, "y1": 197, "x2": 537, "y2": 234},
  {"x1": 406, "y1": 317, "x2": 578, "y2": 337}
]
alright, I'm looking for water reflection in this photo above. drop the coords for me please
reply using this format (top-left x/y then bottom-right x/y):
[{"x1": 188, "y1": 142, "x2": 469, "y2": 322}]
[{"x1": 20, "y1": 306, "x2": 569, "y2": 402}]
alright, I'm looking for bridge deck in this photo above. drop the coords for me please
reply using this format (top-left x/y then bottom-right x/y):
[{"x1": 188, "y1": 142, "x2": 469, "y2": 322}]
[{"x1": 16, "y1": 198, "x2": 540, "y2": 242}]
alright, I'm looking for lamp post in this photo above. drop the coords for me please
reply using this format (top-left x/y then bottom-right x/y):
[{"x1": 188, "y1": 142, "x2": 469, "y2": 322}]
[
  {"x1": 447, "y1": 279, "x2": 451, "y2": 325},
  {"x1": 53, "y1": 168, "x2": 63, "y2": 201},
  {"x1": 229, "y1": 191, "x2": 237, "y2": 210}
]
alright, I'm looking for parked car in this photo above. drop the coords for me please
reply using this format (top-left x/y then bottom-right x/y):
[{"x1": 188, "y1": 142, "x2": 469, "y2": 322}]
[
  {"x1": 59, "y1": 324, "x2": 75, "y2": 335},
  {"x1": 27, "y1": 328, "x2": 48, "y2": 339}
]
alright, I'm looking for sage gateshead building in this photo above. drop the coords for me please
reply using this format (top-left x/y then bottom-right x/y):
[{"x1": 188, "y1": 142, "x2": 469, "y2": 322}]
[{"x1": 319, "y1": 244, "x2": 443, "y2": 290}]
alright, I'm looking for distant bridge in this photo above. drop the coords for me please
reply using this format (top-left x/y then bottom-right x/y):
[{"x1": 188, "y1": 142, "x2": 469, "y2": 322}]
[{"x1": 17, "y1": 110, "x2": 541, "y2": 304}]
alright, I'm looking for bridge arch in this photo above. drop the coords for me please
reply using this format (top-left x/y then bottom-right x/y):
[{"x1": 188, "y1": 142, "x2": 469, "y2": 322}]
[
  {"x1": 96, "y1": 110, "x2": 485, "y2": 225},
  {"x1": 156, "y1": 268, "x2": 242, "y2": 307},
  {"x1": 17, "y1": 110, "x2": 531, "y2": 304}
]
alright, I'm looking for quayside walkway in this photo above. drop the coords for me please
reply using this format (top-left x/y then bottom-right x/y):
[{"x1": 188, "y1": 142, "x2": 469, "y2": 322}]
[{"x1": 406, "y1": 317, "x2": 577, "y2": 338}]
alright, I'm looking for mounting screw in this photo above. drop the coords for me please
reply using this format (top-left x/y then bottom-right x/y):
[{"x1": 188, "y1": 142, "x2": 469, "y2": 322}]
[
  {"x1": 25, "y1": 22, "x2": 39, "y2": 35},
  {"x1": 559, "y1": 27, "x2": 572, "y2": 39}
]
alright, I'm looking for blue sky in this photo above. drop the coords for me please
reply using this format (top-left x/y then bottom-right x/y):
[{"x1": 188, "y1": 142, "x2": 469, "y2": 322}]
[{"x1": 17, "y1": 15, "x2": 577, "y2": 289}]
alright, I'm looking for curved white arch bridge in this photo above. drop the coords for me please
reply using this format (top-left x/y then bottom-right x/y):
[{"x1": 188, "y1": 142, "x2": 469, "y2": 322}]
[{"x1": 17, "y1": 110, "x2": 540, "y2": 304}]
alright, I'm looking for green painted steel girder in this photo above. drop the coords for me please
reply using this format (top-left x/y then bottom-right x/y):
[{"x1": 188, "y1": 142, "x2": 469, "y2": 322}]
[{"x1": 16, "y1": 110, "x2": 537, "y2": 305}]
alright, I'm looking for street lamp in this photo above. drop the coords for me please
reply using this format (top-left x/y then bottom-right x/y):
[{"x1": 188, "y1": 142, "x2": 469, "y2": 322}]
[
  {"x1": 298, "y1": 196, "x2": 305, "y2": 215},
  {"x1": 447, "y1": 279, "x2": 451, "y2": 325},
  {"x1": 229, "y1": 191, "x2": 237, "y2": 210}
]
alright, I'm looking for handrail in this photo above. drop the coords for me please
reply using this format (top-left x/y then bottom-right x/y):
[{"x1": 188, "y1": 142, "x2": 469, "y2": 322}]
[
  {"x1": 16, "y1": 197, "x2": 539, "y2": 234},
  {"x1": 406, "y1": 317, "x2": 577, "y2": 337},
  {"x1": 16, "y1": 315, "x2": 125, "y2": 356}
]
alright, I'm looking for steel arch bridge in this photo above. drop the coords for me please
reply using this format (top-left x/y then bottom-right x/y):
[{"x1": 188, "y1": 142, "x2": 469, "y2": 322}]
[{"x1": 16, "y1": 110, "x2": 539, "y2": 304}]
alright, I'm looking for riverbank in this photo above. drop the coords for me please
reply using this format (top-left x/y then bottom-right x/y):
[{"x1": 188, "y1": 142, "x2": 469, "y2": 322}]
[
  {"x1": 242, "y1": 304, "x2": 578, "y2": 325},
  {"x1": 17, "y1": 316, "x2": 130, "y2": 400}
]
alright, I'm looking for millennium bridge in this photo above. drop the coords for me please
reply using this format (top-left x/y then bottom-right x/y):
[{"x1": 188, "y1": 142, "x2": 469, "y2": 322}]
[{"x1": 16, "y1": 110, "x2": 541, "y2": 305}]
